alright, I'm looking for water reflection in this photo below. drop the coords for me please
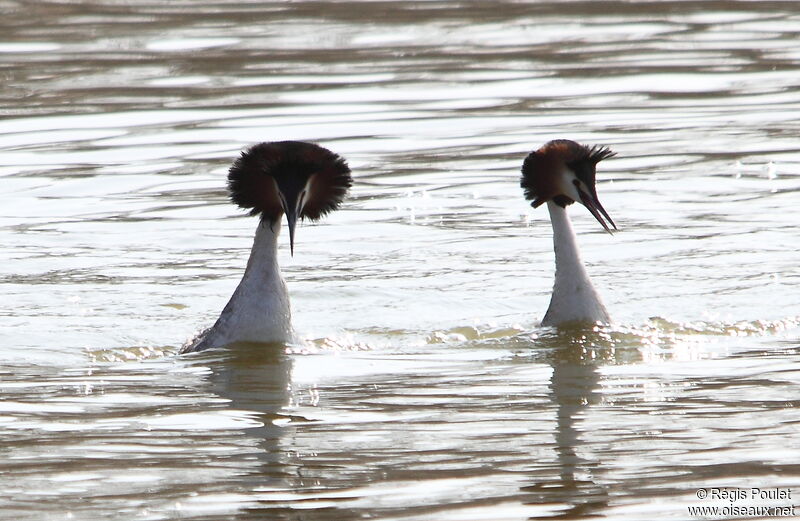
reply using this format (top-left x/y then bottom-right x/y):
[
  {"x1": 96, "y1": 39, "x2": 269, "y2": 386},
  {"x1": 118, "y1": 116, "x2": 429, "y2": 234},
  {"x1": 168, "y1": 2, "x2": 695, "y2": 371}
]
[
  {"x1": 517, "y1": 331, "x2": 611, "y2": 518},
  {"x1": 192, "y1": 343, "x2": 294, "y2": 481},
  {"x1": 558, "y1": 341, "x2": 613, "y2": 517}
]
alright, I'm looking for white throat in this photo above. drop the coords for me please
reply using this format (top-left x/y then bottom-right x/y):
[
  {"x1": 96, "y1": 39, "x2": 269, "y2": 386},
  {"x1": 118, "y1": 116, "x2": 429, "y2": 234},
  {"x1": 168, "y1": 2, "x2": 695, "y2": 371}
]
[
  {"x1": 182, "y1": 220, "x2": 293, "y2": 352},
  {"x1": 541, "y1": 201, "x2": 610, "y2": 327}
]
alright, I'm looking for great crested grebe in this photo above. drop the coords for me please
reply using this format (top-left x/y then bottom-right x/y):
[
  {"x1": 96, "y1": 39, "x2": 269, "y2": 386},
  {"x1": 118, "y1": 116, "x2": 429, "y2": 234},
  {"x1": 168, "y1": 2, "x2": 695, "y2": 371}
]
[
  {"x1": 181, "y1": 141, "x2": 352, "y2": 354},
  {"x1": 520, "y1": 139, "x2": 616, "y2": 327}
]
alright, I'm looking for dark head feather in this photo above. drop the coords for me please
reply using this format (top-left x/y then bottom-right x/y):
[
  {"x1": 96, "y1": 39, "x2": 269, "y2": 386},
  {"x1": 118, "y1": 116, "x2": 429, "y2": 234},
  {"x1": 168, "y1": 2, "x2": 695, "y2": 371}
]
[
  {"x1": 227, "y1": 141, "x2": 351, "y2": 224},
  {"x1": 584, "y1": 144, "x2": 617, "y2": 164},
  {"x1": 520, "y1": 139, "x2": 615, "y2": 208}
]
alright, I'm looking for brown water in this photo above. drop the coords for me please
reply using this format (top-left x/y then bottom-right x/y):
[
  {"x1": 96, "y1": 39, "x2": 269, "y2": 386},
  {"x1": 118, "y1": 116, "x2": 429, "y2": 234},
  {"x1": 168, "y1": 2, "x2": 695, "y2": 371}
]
[{"x1": 2, "y1": 1, "x2": 800, "y2": 520}]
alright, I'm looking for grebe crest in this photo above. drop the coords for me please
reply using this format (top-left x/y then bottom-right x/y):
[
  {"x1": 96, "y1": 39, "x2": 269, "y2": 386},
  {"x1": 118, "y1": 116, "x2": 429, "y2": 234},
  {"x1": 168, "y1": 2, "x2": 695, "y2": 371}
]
[
  {"x1": 521, "y1": 139, "x2": 616, "y2": 232},
  {"x1": 228, "y1": 140, "x2": 352, "y2": 253}
]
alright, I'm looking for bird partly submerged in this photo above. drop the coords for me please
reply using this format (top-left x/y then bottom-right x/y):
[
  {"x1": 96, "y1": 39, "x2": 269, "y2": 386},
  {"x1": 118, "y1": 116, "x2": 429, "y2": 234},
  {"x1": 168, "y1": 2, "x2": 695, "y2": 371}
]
[
  {"x1": 520, "y1": 139, "x2": 616, "y2": 327},
  {"x1": 181, "y1": 141, "x2": 352, "y2": 354}
]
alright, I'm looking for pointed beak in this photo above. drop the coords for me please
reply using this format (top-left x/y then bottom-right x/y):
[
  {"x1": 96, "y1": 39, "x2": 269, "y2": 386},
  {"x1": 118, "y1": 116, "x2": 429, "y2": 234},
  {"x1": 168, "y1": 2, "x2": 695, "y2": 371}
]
[
  {"x1": 279, "y1": 189, "x2": 307, "y2": 257},
  {"x1": 284, "y1": 206, "x2": 297, "y2": 256},
  {"x1": 578, "y1": 188, "x2": 616, "y2": 234}
]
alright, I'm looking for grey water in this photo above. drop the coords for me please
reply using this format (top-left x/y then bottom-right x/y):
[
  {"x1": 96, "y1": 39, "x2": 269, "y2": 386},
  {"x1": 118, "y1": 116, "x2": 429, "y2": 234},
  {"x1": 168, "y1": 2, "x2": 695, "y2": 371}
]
[{"x1": 1, "y1": 1, "x2": 800, "y2": 519}]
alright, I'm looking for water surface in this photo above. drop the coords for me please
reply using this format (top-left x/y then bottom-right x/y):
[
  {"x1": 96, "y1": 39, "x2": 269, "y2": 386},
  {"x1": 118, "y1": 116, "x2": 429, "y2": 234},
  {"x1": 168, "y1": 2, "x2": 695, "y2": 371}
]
[{"x1": 2, "y1": 1, "x2": 800, "y2": 519}]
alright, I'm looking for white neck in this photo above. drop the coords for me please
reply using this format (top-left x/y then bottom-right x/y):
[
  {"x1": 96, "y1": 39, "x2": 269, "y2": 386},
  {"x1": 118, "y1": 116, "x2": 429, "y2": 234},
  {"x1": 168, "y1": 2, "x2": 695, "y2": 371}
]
[
  {"x1": 183, "y1": 220, "x2": 293, "y2": 352},
  {"x1": 541, "y1": 201, "x2": 610, "y2": 327}
]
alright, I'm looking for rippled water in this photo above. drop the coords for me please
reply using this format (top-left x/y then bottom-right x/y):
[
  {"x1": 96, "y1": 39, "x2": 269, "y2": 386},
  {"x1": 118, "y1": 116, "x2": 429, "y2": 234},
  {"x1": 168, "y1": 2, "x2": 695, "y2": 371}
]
[{"x1": 2, "y1": 1, "x2": 800, "y2": 519}]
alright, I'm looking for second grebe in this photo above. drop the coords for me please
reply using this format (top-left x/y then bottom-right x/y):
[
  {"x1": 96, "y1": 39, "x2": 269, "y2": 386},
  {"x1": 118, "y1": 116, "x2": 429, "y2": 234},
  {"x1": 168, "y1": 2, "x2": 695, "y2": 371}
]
[
  {"x1": 181, "y1": 141, "x2": 352, "y2": 353},
  {"x1": 520, "y1": 139, "x2": 616, "y2": 327}
]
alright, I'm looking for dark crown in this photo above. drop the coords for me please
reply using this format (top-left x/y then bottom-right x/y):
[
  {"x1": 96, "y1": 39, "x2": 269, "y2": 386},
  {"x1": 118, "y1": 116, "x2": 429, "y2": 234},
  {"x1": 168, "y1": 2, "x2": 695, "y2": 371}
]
[
  {"x1": 520, "y1": 139, "x2": 615, "y2": 207},
  {"x1": 227, "y1": 141, "x2": 352, "y2": 223}
]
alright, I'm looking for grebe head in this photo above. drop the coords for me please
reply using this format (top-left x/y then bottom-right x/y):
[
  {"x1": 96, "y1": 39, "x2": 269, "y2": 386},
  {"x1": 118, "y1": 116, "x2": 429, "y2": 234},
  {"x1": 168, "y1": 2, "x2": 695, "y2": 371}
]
[
  {"x1": 520, "y1": 139, "x2": 616, "y2": 232},
  {"x1": 228, "y1": 141, "x2": 352, "y2": 254}
]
